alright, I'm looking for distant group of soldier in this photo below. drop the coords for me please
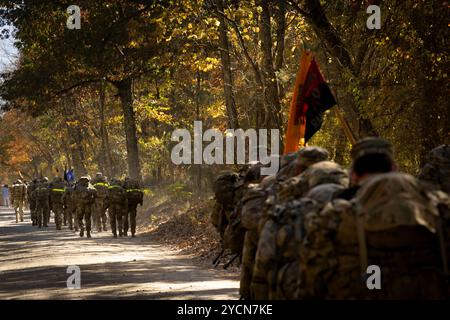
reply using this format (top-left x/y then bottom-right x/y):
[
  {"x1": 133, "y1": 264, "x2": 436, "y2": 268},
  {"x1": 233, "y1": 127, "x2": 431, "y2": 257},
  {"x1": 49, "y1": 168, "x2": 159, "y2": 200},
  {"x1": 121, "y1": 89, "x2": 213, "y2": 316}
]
[
  {"x1": 9, "y1": 173, "x2": 144, "y2": 238},
  {"x1": 212, "y1": 138, "x2": 450, "y2": 299}
]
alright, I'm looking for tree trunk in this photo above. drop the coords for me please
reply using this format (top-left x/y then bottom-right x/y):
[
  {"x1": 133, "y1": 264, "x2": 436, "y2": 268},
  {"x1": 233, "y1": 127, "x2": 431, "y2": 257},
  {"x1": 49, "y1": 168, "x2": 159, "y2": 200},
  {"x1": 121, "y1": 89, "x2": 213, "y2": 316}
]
[
  {"x1": 275, "y1": 0, "x2": 286, "y2": 100},
  {"x1": 215, "y1": 0, "x2": 239, "y2": 129},
  {"x1": 115, "y1": 78, "x2": 142, "y2": 181},
  {"x1": 99, "y1": 81, "x2": 114, "y2": 178},
  {"x1": 195, "y1": 72, "x2": 202, "y2": 191},
  {"x1": 259, "y1": 0, "x2": 283, "y2": 132},
  {"x1": 64, "y1": 97, "x2": 87, "y2": 176}
]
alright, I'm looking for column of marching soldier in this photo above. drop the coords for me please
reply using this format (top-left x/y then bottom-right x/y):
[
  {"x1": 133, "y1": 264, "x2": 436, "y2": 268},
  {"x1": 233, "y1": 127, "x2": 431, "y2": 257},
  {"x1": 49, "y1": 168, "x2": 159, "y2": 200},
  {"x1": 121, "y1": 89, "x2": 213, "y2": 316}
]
[
  {"x1": 212, "y1": 138, "x2": 450, "y2": 300},
  {"x1": 10, "y1": 173, "x2": 144, "y2": 238}
]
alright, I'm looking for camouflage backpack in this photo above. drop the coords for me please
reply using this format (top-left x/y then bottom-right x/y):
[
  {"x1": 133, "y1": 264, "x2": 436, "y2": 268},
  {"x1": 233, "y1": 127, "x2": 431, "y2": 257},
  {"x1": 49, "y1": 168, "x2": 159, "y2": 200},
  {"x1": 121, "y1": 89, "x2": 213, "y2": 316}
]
[
  {"x1": 12, "y1": 182, "x2": 26, "y2": 200},
  {"x1": 276, "y1": 161, "x2": 348, "y2": 204},
  {"x1": 108, "y1": 183, "x2": 126, "y2": 205},
  {"x1": 75, "y1": 184, "x2": 96, "y2": 205},
  {"x1": 124, "y1": 179, "x2": 143, "y2": 206},
  {"x1": 298, "y1": 172, "x2": 448, "y2": 299},
  {"x1": 93, "y1": 180, "x2": 109, "y2": 199},
  {"x1": 35, "y1": 184, "x2": 49, "y2": 202},
  {"x1": 241, "y1": 184, "x2": 267, "y2": 231},
  {"x1": 418, "y1": 144, "x2": 450, "y2": 193},
  {"x1": 222, "y1": 208, "x2": 246, "y2": 254},
  {"x1": 213, "y1": 171, "x2": 239, "y2": 209},
  {"x1": 49, "y1": 180, "x2": 66, "y2": 203}
]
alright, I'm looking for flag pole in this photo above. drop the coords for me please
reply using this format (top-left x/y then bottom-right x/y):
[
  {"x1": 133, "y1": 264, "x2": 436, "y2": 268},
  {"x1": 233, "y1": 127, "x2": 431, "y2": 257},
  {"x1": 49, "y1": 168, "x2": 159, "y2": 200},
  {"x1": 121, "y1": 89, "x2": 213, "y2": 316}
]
[{"x1": 333, "y1": 107, "x2": 357, "y2": 145}]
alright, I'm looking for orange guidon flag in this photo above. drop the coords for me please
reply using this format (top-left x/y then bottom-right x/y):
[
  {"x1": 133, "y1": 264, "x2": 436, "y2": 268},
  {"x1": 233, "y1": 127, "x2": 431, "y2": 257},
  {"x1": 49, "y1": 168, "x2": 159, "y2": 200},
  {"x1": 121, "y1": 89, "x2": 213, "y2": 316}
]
[{"x1": 283, "y1": 51, "x2": 314, "y2": 154}]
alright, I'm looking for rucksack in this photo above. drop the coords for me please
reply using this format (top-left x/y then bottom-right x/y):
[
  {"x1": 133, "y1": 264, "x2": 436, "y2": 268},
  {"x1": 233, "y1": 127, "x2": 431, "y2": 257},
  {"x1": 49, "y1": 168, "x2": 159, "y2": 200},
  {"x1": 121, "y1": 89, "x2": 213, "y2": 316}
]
[
  {"x1": 75, "y1": 185, "x2": 95, "y2": 205},
  {"x1": 213, "y1": 172, "x2": 239, "y2": 209},
  {"x1": 108, "y1": 186, "x2": 126, "y2": 204},
  {"x1": 126, "y1": 190, "x2": 143, "y2": 205},
  {"x1": 299, "y1": 172, "x2": 448, "y2": 299},
  {"x1": 93, "y1": 182, "x2": 109, "y2": 199},
  {"x1": 223, "y1": 208, "x2": 246, "y2": 254},
  {"x1": 35, "y1": 186, "x2": 49, "y2": 202}
]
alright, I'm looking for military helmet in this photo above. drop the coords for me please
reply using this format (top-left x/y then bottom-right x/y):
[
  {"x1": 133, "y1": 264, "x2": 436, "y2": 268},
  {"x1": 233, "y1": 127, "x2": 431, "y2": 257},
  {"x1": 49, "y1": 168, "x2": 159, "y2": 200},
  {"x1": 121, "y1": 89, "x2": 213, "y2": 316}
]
[
  {"x1": 351, "y1": 137, "x2": 393, "y2": 161},
  {"x1": 296, "y1": 146, "x2": 330, "y2": 171},
  {"x1": 96, "y1": 172, "x2": 103, "y2": 177},
  {"x1": 79, "y1": 176, "x2": 91, "y2": 182},
  {"x1": 43, "y1": 177, "x2": 49, "y2": 182}
]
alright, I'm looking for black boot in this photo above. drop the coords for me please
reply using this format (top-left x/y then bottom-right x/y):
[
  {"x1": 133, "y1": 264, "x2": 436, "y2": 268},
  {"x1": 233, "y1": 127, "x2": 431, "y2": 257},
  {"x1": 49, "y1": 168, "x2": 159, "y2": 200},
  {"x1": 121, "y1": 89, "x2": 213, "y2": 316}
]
[
  {"x1": 87, "y1": 231, "x2": 91, "y2": 238},
  {"x1": 80, "y1": 229, "x2": 84, "y2": 237}
]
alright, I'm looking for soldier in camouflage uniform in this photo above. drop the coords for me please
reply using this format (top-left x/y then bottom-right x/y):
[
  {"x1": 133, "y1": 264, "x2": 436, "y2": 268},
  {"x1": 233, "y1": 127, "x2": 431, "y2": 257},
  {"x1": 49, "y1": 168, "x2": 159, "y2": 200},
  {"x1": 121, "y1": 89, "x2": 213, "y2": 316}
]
[
  {"x1": 11, "y1": 179, "x2": 27, "y2": 223},
  {"x1": 108, "y1": 178, "x2": 128, "y2": 238},
  {"x1": 418, "y1": 144, "x2": 450, "y2": 194},
  {"x1": 293, "y1": 137, "x2": 448, "y2": 299},
  {"x1": 250, "y1": 158, "x2": 348, "y2": 300},
  {"x1": 62, "y1": 182, "x2": 78, "y2": 231},
  {"x1": 74, "y1": 176, "x2": 96, "y2": 238},
  {"x1": 241, "y1": 147, "x2": 330, "y2": 299},
  {"x1": 33, "y1": 178, "x2": 50, "y2": 228},
  {"x1": 28, "y1": 179, "x2": 38, "y2": 226},
  {"x1": 123, "y1": 177, "x2": 143, "y2": 237},
  {"x1": 91, "y1": 172, "x2": 109, "y2": 232},
  {"x1": 49, "y1": 176, "x2": 66, "y2": 230}
]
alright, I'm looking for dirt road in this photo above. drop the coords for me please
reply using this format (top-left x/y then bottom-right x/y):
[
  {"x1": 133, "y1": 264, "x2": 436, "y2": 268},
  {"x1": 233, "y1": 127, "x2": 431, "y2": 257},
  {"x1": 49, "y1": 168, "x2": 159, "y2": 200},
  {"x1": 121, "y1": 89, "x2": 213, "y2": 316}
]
[{"x1": 0, "y1": 207, "x2": 239, "y2": 299}]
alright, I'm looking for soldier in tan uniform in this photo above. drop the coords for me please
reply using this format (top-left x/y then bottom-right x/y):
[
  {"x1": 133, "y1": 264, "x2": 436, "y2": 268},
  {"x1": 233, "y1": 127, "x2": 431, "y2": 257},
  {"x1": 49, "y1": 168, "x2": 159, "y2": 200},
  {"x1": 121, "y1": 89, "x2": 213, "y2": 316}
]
[
  {"x1": 74, "y1": 176, "x2": 96, "y2": 238},
  {"x1": 11, "y1": 179, "x2": 27, "y2": 223},
  {"x1": 49, "y1": 176, "x2": 66, "y2": 230},
  {"x1": 123, "y1": 177, "x2": 143, "y2": 237}
]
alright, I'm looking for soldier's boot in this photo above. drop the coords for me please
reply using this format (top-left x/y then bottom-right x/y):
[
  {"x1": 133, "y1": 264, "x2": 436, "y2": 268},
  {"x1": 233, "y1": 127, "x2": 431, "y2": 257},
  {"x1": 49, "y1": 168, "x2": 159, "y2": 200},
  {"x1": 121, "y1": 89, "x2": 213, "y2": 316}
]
[
  {"x1": 113, "y1": 232, "x2": 117, "y2": 238},
  {"x1": 131, "y1": 232, "x2": 136, "y2": 238},
  {"x1": 87, "y1": 230, "x2": 91, "y2": 238},
  {"x1": 123, "y1": 231, "x2": 128, "y2": 237},
  {"x1": 103, "y1": 223, "x2": 108, "y2": 232},
  {"x1": 119, "y1": 231, "x2": 123, "y2": 237},
  {"x1": 80, "y1": 228, "x2": 84, "y2": 237}
]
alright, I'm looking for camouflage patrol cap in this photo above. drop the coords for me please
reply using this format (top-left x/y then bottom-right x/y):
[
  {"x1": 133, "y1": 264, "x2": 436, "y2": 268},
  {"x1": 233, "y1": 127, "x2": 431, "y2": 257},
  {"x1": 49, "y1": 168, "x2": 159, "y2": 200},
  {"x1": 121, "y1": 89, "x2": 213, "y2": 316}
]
[
  {"x1": 307, "y1": 161, "x2": 349, "y2": 189},
  {"x1": 306, "y1": 183, "x2": 345, "y2": 205},
  {"x1": 427, "y1": 144, "x2": 450, "y2": 164},
  {"x1": 296, "y1": 146, "x2": 330, "y2": 171},
  {"x1": 351, "y1": 137, "x2": 393, "y2": 161}
]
